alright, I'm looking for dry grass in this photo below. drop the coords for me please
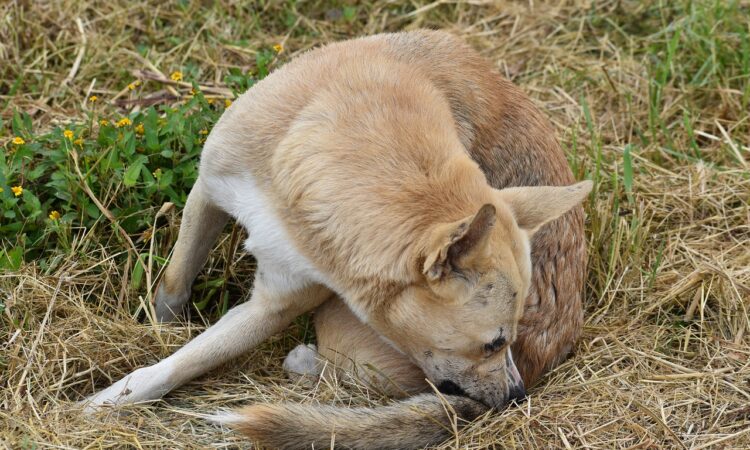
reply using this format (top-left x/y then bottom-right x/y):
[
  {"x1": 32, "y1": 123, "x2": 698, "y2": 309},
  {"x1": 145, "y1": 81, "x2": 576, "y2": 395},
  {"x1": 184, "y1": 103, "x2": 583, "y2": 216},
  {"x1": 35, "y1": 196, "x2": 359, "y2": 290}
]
[{"x1": 2, "y1": 0, "x2": 749, "y2": 448}]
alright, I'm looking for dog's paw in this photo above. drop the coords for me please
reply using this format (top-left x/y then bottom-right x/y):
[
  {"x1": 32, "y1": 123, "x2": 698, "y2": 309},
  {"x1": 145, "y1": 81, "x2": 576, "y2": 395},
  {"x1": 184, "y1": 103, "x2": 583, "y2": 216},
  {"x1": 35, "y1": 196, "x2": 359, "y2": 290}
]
[
  {"x1": 80, "y1": 366, "x2": 171, "y2": 414},
  {"x1": 153, "y1": 283, "x2": 189, "y2": 322},
  {"x1": 283, "y1": 344, "x2": 322, "y2": 379}
]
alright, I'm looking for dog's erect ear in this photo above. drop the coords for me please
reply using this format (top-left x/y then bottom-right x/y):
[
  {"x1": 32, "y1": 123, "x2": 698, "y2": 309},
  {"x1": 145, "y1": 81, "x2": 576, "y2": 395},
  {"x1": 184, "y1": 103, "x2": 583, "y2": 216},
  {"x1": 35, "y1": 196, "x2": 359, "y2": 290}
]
[
  {"x1": 496, "y1": 180, "x2": 592, "y2": 235},
  {"x1": 423, "y1": 203, "x2": 496, "y2": 281}
]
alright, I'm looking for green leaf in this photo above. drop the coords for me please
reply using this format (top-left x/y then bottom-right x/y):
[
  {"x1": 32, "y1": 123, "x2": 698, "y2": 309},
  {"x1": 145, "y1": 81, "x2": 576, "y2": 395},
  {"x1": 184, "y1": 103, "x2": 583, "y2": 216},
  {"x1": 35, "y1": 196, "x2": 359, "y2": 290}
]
[
  {"x1": 12, "y1": 110, "x2": 28, "y2": 135},
  {"x1": 160, "y1": 169, "x2": 173, "y2": 188},
  {"x1": 193, "y1": 288, "x2": 215, "y2": 311},
  {"x1": 85, "y1": 202, "x2": 100, "y2": 219},
  {"x1": 0, "y1": 246, "x2": 23, "y2": 271},
  {"x1": 145, "y1": 108, "x2": 160, "y2": 151},
  {"x1": 98, "y1": 125, "x2": 117, "y2": 146},
  {"x1": 256, "y1": 50, "x2": 273, "y2": 79},
  {"x1": 343, "y1": 6, "x2": 357, "y2": 21},
  {"x1": 124, "y1": 159, "x2": 144, "y2": 187},
  {"x1": 27, "y1": 165, "x2": 46, "y2": 180},
  {"x1": 131, "y1": 256, "x2": 144, "y2": 289},
  {"x1": 22, "y1": 191, "x2": 42, "y2": 215},
  {"x1": 122, "y1": 131, "x2": 136, "y2": 156},
  {"x1": 123, "y1": 163, "x2": 143, "y2": 187}
]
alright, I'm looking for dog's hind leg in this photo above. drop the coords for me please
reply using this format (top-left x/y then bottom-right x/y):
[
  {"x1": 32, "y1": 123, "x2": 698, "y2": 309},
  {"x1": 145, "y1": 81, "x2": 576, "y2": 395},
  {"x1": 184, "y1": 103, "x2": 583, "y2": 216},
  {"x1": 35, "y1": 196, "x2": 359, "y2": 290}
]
[
  {"x1": 83, "y1": 272, "x2": 333, "y2": 412},
  {"x1": 154, "y1": 178, "x2": 229, "y2": 321},
  {"x1": 312, "y1": 298, "x2": 428, "y2": 397}
]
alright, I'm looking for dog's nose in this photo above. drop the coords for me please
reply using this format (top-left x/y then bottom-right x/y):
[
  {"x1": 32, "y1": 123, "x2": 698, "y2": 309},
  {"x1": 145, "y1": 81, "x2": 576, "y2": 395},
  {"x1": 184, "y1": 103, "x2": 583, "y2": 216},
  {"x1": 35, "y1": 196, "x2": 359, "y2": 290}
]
[
  {"x1": 436, "y1": 380, "x2": 466, "y2": 397},
  {"x1": 508, "y1": 383, "x2": 526, "y2": 404}
]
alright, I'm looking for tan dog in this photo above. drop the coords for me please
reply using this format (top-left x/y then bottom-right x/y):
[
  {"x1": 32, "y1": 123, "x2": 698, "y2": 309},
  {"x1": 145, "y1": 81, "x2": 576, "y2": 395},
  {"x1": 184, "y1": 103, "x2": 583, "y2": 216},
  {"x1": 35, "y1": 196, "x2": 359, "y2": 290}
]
[{"x1": 83, "y1": 30, "x2": 590, "y2": 449}]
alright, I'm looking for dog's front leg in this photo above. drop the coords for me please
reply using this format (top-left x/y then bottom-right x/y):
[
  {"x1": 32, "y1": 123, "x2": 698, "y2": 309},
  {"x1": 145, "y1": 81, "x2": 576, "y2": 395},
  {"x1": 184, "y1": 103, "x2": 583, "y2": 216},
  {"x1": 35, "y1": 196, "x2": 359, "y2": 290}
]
[
  {"x1": 154, "y1": 179, "x2": 230, "y2": 322},
  {"x1": 82, "y1": 278, "x2": 332, "y2": 412}
]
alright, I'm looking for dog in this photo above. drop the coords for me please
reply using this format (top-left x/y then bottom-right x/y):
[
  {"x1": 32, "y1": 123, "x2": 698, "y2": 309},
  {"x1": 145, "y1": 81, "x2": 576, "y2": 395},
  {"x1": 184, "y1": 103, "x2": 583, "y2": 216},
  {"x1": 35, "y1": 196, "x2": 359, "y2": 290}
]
[{"x1": 83, "y1": 30, "x2": 590, "y2": 449}]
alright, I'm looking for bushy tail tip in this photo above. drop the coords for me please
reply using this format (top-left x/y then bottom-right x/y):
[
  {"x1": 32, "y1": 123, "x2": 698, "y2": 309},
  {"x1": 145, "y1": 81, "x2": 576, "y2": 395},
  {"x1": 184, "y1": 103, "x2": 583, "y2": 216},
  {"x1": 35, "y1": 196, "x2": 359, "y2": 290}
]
[{"x1": 209, "y1": 393, "x2": 486, "y2": 450}]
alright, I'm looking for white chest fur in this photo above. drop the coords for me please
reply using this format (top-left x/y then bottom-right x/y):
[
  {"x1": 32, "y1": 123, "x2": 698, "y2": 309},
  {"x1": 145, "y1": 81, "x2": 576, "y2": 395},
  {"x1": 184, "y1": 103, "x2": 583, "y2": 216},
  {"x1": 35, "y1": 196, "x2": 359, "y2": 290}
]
[{"x1": 201, "y1": 174, "x2": 326, "y2": 291}]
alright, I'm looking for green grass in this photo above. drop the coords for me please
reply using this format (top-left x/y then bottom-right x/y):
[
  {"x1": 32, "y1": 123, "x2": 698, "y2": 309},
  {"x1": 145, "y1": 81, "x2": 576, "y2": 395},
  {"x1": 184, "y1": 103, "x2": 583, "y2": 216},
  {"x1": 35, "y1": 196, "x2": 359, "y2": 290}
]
[{"x1": 2, "y1": 0, "x2": 749, "y2": 448}]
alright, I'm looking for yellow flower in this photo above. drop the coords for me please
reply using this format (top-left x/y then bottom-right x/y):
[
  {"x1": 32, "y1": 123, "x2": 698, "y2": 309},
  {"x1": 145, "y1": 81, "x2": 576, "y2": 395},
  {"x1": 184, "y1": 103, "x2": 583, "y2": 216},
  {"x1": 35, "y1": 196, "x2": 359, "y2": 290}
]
[
  {"x1": 170, "y1": 71, "x2": 183, "y2": 81},
  {"x1": 273, "y1": 43, "x2": 283, "y2": 54},
  {"x1": 99, "y1": 119, "x2": 109, "y2": 126},
  {"x1": 207, "y1": 98, "x2": 215, "y2": 105},
  {"x1": 74, "y1": 138, "x2": 84, "y2": 146},
  {"x1": 135, "y1": 123, "x2": 145, "y2": 135},
  {"x1": 190, "y1": 88, "x2": 198, "y2": 96},
  {"x1": 12, "y1": 136, "x2": 25, "y2": 145},
  {"x1": 199, "y1": 129, "x2": 208, "y2": 135},
  {"x1": 11, "y1": 185, "x2": 23, "y2": 197},
  {"x1": 89, "y1": 95, "x2": 98, "y2": 102},
  {"x1": 116, "y1": 117, "x2": 132, "y2": 128},
  {"x1": 63, "y1": 129, "x2": 74, "y2": 140},
  {"x1": 224, "y1": 99, "x2": 232, "y2": 108},
  {"x1": 49, "y1": 210, "x2": 61, "y2": 220},
  {"x1": 127, "y1": 80, "x2": 141, "y2": 90}
]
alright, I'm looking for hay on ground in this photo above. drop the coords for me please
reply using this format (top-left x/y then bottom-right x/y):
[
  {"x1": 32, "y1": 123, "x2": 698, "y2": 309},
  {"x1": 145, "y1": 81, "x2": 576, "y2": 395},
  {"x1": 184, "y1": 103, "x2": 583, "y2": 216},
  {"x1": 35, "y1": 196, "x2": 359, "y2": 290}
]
[{"x1": 2, "y1": 1, "x2": 748, "y2": 448}]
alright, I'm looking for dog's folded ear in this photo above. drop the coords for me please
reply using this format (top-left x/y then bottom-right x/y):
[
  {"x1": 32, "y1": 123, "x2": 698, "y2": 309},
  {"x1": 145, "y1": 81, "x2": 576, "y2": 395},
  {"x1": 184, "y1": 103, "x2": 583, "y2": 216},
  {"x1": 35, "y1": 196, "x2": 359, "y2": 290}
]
[
  {"x1": 423, "y1": 203, "x2": 496, "y2": 282},
  {"x1": 496, "y1": 180, "x2": 592, "y2": 235}
]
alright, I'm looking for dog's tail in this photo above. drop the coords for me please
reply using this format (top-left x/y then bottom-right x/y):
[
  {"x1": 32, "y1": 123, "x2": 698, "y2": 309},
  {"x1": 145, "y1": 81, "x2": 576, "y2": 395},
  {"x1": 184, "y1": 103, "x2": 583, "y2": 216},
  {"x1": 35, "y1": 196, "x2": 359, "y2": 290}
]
[{"x1": 209, "y1": 393, "x2": 487, "y2": 450}]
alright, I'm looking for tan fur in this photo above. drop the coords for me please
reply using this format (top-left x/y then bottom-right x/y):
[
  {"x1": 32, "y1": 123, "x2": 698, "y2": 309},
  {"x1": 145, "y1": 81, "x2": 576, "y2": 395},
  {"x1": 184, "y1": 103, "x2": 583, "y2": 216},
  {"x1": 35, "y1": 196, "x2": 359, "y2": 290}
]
[
  {"x1": 222, "y1": 31, "x2": 590, "y2": 448},
  {"x1": 313, "y1": 298, "x2": 428, "y2": 397},
  {"x1": 86, "y1": 30, "x2": 591, "y2": 449},
  {"x1": 190, "y1": 29, "x2": 587, "y2": 387},
  {"x1": 302, "y1": 30, "x2": 588, "y2": 390},
  {"x1": 222, "y1": 394, "x2": 487, "y2": 450}
]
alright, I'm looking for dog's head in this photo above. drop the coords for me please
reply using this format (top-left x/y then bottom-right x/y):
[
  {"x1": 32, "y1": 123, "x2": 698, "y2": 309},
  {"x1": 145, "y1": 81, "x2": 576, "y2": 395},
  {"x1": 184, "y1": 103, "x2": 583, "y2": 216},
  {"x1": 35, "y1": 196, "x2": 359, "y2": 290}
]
[{"x1": 369, "y1": 181, "x2": 591, "y2": 409}]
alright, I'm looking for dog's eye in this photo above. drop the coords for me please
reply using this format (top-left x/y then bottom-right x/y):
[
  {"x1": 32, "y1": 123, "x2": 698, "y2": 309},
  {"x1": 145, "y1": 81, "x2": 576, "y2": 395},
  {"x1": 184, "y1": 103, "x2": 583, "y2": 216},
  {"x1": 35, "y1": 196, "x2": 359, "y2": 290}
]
[{"x1": 483, "y1": 335, "x2": 507, "y2": 355}]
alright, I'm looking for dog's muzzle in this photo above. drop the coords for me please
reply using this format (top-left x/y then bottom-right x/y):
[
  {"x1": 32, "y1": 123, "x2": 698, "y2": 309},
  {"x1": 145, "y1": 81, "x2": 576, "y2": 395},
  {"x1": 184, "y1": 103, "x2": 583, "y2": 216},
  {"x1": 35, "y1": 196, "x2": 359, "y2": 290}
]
[{"x1": 436, "y1": 349, "x2": 527, "y2": 408}]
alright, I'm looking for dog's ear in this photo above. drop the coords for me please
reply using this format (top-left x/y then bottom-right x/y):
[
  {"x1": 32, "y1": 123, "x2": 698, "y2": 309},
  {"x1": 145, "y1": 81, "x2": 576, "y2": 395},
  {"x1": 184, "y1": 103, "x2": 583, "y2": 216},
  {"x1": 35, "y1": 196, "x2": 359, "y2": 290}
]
[
  {"x1": 423, "y1": 203, "x2": 496, "y2": 281},
  {"x1": 496, "y1": 180, "x2": 592, "y2": 235}
]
